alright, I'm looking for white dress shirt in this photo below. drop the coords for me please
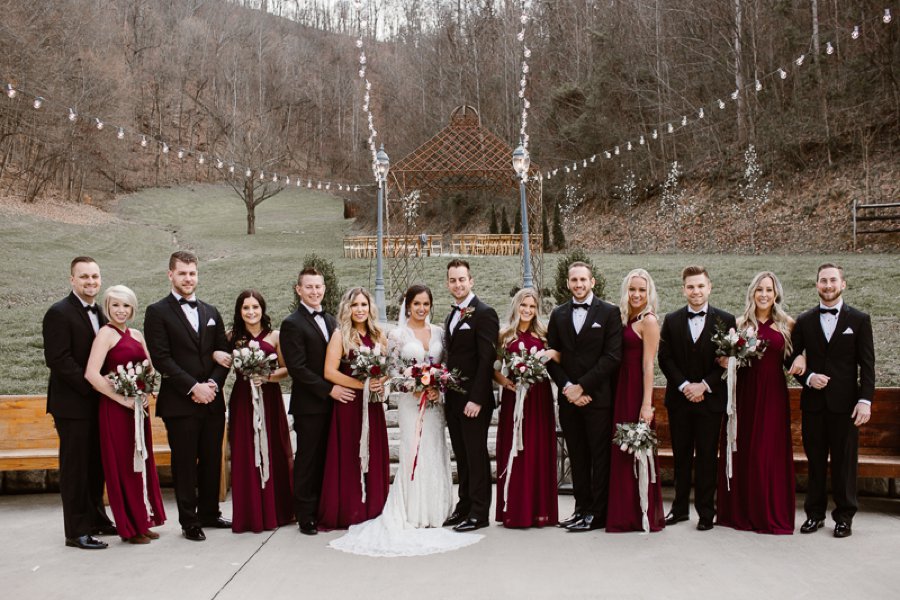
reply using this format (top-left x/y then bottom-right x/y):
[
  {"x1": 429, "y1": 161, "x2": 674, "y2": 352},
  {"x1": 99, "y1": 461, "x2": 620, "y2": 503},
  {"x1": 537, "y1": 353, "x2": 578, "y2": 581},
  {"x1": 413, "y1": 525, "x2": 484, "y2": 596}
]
[
  {"x1": 78, "y1": 297, "x2": 100, "y2": 334},
  {"x1": 173, "y1": 292, "x2": 199, "y2": 332},
  {"x1": 449, "y1": 292, "x2": 475, "y2": 333},
  {"x1": 571, "y1": 293, "x2": 594, "y2": 334},
  {"x1": 687, "y1": 303, "x2": 709, "y2": 343},
  {"x1": 301, "y1": 301, "x2": 329, "y2": 340}
]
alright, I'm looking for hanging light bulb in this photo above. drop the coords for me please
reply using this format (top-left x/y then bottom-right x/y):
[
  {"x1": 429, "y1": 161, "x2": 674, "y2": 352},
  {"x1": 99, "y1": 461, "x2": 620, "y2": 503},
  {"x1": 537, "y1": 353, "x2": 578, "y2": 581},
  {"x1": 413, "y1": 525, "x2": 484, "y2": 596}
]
[
  {"x1": 162, "y1": 143, "x2": 169, "y2": 154},
  {"x1": 851, "y1": 25, "x2": 860, "y2": 40},
  {"x1": 731, "y1": 90, "x2": 739, "y2": 100},
  {"x1": 317, "y1": 182, "x2": 322, "y2": 189},
  {"x1": 778, "y1": 68, "x2": 787, "y2": 79},
  {"x1": 755, "y1": 79, "x2": 762, "y2": 92},
  {"x1": 94, "y1": 118, "x2": 104, "y2": 130},
  {"x1": 573, "y1": 162, "x2": 578, "y2": 170},
  {"x1": 308, "y1": 180, "x2": 312, "y2": 188},
  {"x1": 517, "y1": 31, "x2": 524, "y2": 41},
  {"x1": 565, "y1": 166, "x2": 570, "y2": 173},
  {"x1": 795, "y1": 54, "x2": 805, "y2": 66},
  {"x1": 590, "y1": 154, "x2": 597, "y2": 162},
  {"x1": 884, "y1": 9, "x2": 892, "y2": 24},
  {"x1": 520, "y1": 13, "x2": 528, "y2": 25},
  {"x1": 359, "y1": 52, "x2": 367, "y2": 65},
  {"x1": 140, "y1": 135, "x2": 148, "y2": 148},
  {"x1": 296, "y1": 178, "x2": 302, "y2": 187},
  {"x1": 604, "y1": 151, "x2": 611, "y2": 159},
  {"x1": 198, "y1": 154, "x2": 205, "y2": 165},
  {"x1": 355, "y1": 39, "x2": 363, "y2": 48},
  {"x1": 228, "y1": 164, "x2": 235, "y2": 174},
  {"x1": 651, "y1": 129, "x2": 658, "y2": 139},
  {"x1": 354, "y1": 186, "x2": 360, "y2": 192},
  {"x1": 639, "y1": 135, "x2": 645, "y2": 145},
  {"x1": 272, "y1": 173, "x2": 278, "y2": 182},
  {"x1": 626, "y1": 141, "x2": 632, "y2": 151},
  {"x1": 681, "y1": 115, "x2": 688, "y2": 126},
  {"x1": 524, "y1": 48, "x2": 531, "y2": 58},
  {"x1": 285, "y1": 176, "x2": 290, "y2": 185},
  {"x1": 68, "y1": 107, "x2": 77, "y2": 122},
  {"x1": 259, "y1": 171, "x2": 265, "y2": 180},
  {"x1": 176, "y1": 148, "x2": 185, "y2": 159},
  {"x1": 216, "y1": 159, "x2": 223, "y2": 169},
  {"x1": 718, "y1": 99, "x2": 726, "y2": 109},
  {"x1": 667, "y1": 123, "x2": 674, "y2": 134},
  {"x1": 326, "y1": 183, "x2": 331, "y2": 190},
  {"x1": 116, "y1": 127, "x2": 125, "y2": 140},
  {"x1": 245, "y1": 168, "x2": 252, "y2": 178},
  {"x1": 826, "y1": 42, "x2": 835, "y2": 55},
  {"x1": 32, "y1": 96, "x2": 44, "y2": 109},
  {"x1": 698, "y1": 107, "x2": 705, "y2": 119},
  {"x1": 4, "y1": 83, "x2": 15, "y2": 98}
]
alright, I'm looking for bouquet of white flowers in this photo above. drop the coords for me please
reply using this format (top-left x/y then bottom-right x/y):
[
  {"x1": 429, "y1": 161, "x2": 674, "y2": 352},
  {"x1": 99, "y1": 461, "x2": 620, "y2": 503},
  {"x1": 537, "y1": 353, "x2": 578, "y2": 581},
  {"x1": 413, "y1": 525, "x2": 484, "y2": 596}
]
[{"x1": 233, "y1": 339, "x2": 279, "y2": 488}]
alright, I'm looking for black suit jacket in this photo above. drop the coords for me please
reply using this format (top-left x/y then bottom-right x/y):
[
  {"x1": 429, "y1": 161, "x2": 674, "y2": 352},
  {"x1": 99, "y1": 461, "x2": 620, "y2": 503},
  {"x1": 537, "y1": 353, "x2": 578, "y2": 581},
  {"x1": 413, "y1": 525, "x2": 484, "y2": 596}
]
[
  {"x1": 789, "y1": 303, "x2": 875, "y2": 414},
  {"x1": 443, "y1": 296, "x2": 500, "y2": 408},
  {"x1": 658, "y1": 305, "x2": 735, "y2": 413},
  {"x1": 280, "y1": 307, "x2": 337, "y2": 416},
  {"x1": 43, "y1": 292, "x2": 108, "y2": 419},
  {"x1": 546, "y1": 297, "x2": 623, "y2": 409},
  {"x1": 143, "y1": 294, "x2": 229, "y2": 418}
]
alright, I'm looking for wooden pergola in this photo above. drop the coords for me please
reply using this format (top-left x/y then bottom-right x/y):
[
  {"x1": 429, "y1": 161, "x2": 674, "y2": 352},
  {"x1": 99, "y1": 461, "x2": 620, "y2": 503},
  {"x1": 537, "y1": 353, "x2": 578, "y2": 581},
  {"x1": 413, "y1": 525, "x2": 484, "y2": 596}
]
[{"x1": 385, "y1": 105, "x2": 543, "y2": 303}]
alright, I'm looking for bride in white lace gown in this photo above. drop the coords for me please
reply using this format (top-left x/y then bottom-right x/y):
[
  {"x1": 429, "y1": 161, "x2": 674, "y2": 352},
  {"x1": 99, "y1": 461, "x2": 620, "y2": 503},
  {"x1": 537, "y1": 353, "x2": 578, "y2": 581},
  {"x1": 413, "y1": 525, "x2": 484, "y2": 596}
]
[{"x1": 329, "y1": 285, "x2": 483, "y2": 557}]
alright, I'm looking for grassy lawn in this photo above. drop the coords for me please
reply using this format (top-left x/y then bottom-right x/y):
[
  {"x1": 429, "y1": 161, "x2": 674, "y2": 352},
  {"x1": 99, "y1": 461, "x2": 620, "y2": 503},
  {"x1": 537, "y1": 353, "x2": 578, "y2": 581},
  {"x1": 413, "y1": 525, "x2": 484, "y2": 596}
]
[{"x1": 3, "y1": 183, "x2": 897, "y2": 393}]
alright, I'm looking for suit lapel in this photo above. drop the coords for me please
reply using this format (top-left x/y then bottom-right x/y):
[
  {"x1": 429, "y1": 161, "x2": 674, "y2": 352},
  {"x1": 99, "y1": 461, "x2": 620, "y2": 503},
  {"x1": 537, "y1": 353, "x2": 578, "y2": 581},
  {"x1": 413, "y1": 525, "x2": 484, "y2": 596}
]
[
  {"x1": 197, "y1": 302, "x2": 209, "y2": 347},
  {"x1": 67, "y1": 292, "x2": 97, "y2": 338},
  {"x1": 167, "y1": 295, "x2": 200, "y2": 346},
  {"x1": 302, "y1": 308, "x2": 328, "y2": 344},
  {"x1": 559, "y1": 301, "x2": 577, "y2": 348},
  {"x1": 575, "y1": 298, "x2": 601, "y2": 340},
  {"x1": 827, "y1": 304, "x2": 851, "y2": 349}
]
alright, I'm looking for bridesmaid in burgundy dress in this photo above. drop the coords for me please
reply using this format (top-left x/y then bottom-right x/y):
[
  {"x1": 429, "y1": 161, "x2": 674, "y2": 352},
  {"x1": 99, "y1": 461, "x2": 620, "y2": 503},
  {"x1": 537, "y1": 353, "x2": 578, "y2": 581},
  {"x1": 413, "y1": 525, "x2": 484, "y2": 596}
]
[
  {"x1": 606, "y1": 269, "x2": 665, "y2": 533},
  {"x1": 493, "y1": 288, "x2": 558, "y2": 528},
  {"x1": 716, "y1": 271, "x2": 797, "y2": 534},
  {"x1": 214, "y1": 290, "x2": 294, "y2": 533},
  {"x1": 318, "y1": 287, "x2": 390, "y2": 530},
  {"x1": 85, "y1": 285, "x2": 166, "y2": 544}
]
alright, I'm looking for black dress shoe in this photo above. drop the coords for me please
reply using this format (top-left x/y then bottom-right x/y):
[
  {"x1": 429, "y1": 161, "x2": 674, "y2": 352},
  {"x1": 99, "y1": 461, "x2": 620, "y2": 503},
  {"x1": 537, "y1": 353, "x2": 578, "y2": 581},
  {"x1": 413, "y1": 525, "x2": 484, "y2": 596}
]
[
  {"x1": 665, "y1": 513, "x2": 689, "y2": 526},
  {"x1": 558, "y1": 512, "x2": 583, "y2": 528},
  {"x1": 453, "y1": 518, "x2": 489, "y2": 532},
  {"x1": 566, "y1": 514, "x2": 604, "y2": 532},
  {"x1": 696, "y1": 519, "x2": 714, "y2": 531},
  {"x1": 833, "y1": 522, "x2": 852, "y2": 538},
  {"x1": 442, "y1": 511, "x2": 465, "y2": 527},
  {"x1": 299, "y1": 521, "x2": 318, "y2": 536},
  {"x1": 800, "y1": 518, "x2": 825, "y2": 534},
  {"x1": 65, "y1": 535, "x2": 108, "y2": 550},
  {"x1": 201, "y1": 517, "x2": 232, "y2": 529},
  {"x1": 94, "y1": 524, "x2": 118, "y2": 536},
  {"x1": 182, "y1": 526, "x2": 206, "y2": 541}
]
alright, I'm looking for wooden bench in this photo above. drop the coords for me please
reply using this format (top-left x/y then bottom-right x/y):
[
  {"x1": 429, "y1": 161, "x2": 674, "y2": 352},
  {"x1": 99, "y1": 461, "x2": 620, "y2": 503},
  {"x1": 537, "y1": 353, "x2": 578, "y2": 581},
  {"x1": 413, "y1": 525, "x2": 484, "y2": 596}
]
[
  {"x1": 650, "y1": 386, "x2": 900, "y2": 484},
  {"x1": 0, "y1": 395, "x2": 228, "y2": 500}
]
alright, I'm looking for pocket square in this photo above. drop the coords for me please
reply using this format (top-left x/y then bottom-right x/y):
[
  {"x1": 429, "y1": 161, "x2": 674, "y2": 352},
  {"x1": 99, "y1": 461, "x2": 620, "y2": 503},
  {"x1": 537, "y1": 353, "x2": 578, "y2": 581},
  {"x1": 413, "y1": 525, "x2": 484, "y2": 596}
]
[
  {"x1": 842, "y1": 327, "x2": 854, "y2": 335},
  {"x1": 206, "y1": 318, "x2": 216, "y2": 326},
  {"x1": 459, "y1": 322, "x2": 471, "y2": 331},
  {"x1": 591, "y1": 322, "x2": 602, "y2": 329}
]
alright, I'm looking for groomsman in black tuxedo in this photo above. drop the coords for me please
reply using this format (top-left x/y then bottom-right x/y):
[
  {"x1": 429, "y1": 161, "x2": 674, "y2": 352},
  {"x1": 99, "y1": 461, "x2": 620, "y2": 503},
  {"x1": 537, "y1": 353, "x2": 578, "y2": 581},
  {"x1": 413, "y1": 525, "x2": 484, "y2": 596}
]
[
  {"x1": 659, "y1": 265, "x2": 734, "y2": 531},
  {"x1": 281, "y1": 267, "x2": 355, "y2": 535},
  {"x1": 789, "y1": 263, "x2": 875, "y2": 538},
  {"x1": 144, "y1": 251, "x2": 230, "y2": 541},
  {"x1": 546, "y1": 261, "x2": 622, "y2": 532},
  {"x1": 442, "y1": 259, "x2": 499, "y2": 532},
  {"x1": 43, "y1": 256, "x2": 116, "y2": 549}
]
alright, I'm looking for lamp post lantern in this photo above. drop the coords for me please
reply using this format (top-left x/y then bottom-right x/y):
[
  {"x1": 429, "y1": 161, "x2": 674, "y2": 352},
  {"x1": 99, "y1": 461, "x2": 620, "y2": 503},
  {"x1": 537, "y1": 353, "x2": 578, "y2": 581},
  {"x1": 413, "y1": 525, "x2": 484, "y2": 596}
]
[
  {"x1": 374, "y1": 145, "x2": 390, "y2": 319},
  {"x1": 512, "y1": 141, "x2": 533, "y2": 289}
]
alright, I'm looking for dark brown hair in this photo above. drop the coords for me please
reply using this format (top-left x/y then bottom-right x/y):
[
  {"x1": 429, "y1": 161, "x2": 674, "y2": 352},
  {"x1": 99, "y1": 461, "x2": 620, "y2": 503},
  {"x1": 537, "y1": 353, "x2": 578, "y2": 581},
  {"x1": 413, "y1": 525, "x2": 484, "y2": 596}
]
[
  {"x1": 403, "y1": 284, "x2": 433, "y2": 315},
  {"x1": 70, "y1": 256, "x2": 98, "y2": 274},
  {"x1": 817, "y1": 262, "x2": 844, "y2": 279},
  {"x1": 446, "y1": 258, "x2": 471, "y2": 275},
  {"x1": 297, "y1": 266, "x2": 323, "y2": 285},
  {"x1": 681, "y1": 265, "x2": 710, "y2": 281},
  {"x1": 229, "y1": 289, "x2": 272, "y2": 350},
  {"x1": 567, "y1": 261, "x2": 593, "y2": 277},
  {"x1": 169, "y1": 250, "x2": 198, "y2": 271}
]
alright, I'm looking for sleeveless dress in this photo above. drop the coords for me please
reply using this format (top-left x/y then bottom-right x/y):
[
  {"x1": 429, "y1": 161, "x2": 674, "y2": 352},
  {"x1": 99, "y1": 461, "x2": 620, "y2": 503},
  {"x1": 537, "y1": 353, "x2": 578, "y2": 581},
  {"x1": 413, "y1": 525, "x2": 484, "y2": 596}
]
[
  {"x1": 330, "y1": 324, "x2": 483, "y2": 556},
  {"x1": 716, "y1": 320, "x2": 795, "y2": 534},
  {"x1": 606, "y1": 317, "x2": 665, "y2": 533},
  {"x1": 494, "y1": 330, "x2": 558, "y2": 528},
  {"x1": 228, "y1": 333, "x2": 295, "y2": 533},
  {"x1": 318, "y1": 334, "x2": 390, "y2": 530},
  {"x1": 98, "y1": 325, "x2": 166, "y2": 539}
]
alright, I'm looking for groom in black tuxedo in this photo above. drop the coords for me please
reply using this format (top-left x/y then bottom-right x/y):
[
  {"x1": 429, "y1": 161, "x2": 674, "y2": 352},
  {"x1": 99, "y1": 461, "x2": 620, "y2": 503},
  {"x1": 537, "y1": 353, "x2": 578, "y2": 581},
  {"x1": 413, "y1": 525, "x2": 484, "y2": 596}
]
[
  {"x1": 442, "y1": 259, "x2": 499, "y2": 532},
  {"x1": 658, "y1": 265, "x2": 734, "y2": 531},
  {"x1": 790, "y1": 263, "x2": 875, "y2": 539},
  {"x1": 43, "y1": 256, "x2": 115, "y2": 549},
  {"x1": 144, "y1": 250, "x2": 230, "y2": 541},
  {"x1": 546, "y1": 261, "x2": 622, "y2": 532},
  {"x1": 280, "y1": 267, "x2": 355, "y2": 535}
]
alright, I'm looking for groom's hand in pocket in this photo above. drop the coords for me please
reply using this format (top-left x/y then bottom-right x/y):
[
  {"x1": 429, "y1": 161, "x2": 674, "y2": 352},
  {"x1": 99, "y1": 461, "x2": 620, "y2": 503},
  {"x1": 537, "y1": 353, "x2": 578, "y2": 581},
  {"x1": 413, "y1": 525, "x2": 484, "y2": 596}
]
[{"x1": 463, "y1": 401, "x2": 482, "y2": 418}]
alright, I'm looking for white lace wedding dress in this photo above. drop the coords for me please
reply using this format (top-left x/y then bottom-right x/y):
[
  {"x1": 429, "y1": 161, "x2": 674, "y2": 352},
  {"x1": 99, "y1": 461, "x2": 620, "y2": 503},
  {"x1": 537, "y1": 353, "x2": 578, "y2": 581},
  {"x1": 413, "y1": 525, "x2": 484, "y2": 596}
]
[{"x1": 329, "y1": 324, "x2": 483, "y2": 557}]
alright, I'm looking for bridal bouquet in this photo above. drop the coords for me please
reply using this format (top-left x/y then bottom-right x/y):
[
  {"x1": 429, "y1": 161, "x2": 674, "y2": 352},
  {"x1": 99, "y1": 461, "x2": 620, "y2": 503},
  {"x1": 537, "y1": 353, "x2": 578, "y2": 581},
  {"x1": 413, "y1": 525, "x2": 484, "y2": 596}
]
[
  {"x1": 233, "y1": 340, "x2": 278, "y2": 488},
  {"x1": 349, "y1": 343, "x2": 393, "y2": 403},
  {"x1": 613, "y1": 421, "x2": 659, "y2": 533},
  {"x1": 493, "y1": 342, "x2": 549, "y2": 385},
  {"x1": 107, "y1": 359, "x2": 159, "y2": 516},
  {"x1": 711, "y1": 319, "x2": 768, "y2": 488}
]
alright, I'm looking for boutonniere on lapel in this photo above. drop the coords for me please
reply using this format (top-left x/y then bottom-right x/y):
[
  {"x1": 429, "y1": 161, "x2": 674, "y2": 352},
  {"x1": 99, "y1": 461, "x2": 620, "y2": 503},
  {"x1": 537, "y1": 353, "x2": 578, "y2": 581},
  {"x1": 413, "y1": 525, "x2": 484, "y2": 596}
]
[{"x1": 458, "y1": 306, "x2": 476, "y2": 322}]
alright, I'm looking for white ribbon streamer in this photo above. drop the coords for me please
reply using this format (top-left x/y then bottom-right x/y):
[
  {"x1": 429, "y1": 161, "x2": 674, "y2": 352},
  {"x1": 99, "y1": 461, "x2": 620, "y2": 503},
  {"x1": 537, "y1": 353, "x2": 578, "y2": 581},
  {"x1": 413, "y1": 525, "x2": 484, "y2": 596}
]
[
  {"x1": 359, "y1": 378, "x2": 371, "y2": 503},
  {"x1": 724, "y1": 356, "x2": 738, "y2": 490},
  {"x1": 501, "y1": 383, "x2": 529, "y2": 511},
  {"x1": 250, "y1": 381, "x2": 270, "y2": 489},
  {"x1": 632, "y1": 448, "x2": 657, "y2": 533},
  {"x1": 132, "y1": 397, "x2": 153, "y2": 517}
]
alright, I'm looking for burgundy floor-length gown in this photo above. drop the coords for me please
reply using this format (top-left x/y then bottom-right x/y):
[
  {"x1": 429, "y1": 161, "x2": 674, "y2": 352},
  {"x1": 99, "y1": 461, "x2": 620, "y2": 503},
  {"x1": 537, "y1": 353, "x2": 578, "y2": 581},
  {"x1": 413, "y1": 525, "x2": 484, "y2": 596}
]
[
  {"x1": 716, "y1": 320, "x2": 795, "y2": 534},
  {"x1": 318, "y1": 334, "x2": 390, "y2": 530},
  {"x1": 606, "y1": 318, "x2": 665, "y2": 533},
  {"x1": 495, "y1": 331, "x2": 558, "y2": 528},
  {"x1": 229, "y1": 334, "x2": 295, "y2": 533},
  {"x1": 98, "y1": 325, "x2": 166, "y2": 539}
]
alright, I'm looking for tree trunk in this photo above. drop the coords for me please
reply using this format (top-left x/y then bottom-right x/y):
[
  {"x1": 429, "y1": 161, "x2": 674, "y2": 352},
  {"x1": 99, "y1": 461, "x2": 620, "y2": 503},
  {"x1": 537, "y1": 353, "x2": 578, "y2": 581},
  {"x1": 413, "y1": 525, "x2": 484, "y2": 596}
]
[
  {"x1": 245, "y1": 179, "x2": 256, "y2": 234},
  {"x1": 810, "y1": 0, "x2": 833, "y2": 166},
  {"x1": 733, "y1": 0, "x2": 746, "y2": 145}
]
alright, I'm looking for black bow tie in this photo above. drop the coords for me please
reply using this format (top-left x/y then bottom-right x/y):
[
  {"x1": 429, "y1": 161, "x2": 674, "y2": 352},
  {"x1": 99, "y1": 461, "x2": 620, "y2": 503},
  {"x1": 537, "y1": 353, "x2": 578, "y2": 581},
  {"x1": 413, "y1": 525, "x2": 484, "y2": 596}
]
[
  {"x1": 572, "y1": 303, "x2": 589, "y2": 311},
  {"x1": 84, "y1": 304, "x2": 98, "y2": 314},
  {"x1": 179, "y1": 298, "x2": 198, "y2": 309},
  {"x1": 688, "y1": 310, "x2": 707, "y2": 320},
  {"x1": 309, "y1": 309, "x2": 323, "y2": 318},
  {"x1": 819, "y1": 307, "x2": 838, "y2": 315}
]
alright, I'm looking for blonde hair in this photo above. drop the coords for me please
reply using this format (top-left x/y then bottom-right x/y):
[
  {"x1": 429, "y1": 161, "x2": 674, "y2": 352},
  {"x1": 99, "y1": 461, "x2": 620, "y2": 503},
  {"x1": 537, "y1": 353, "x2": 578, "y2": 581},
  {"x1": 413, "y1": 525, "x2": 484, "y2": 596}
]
[
  {"x1": 337, "y1": 287, "x2": 385, "y2": 353},
  {"x1": 499, "y1": 288, "x2": 547, "y2": 348},
  {"x1": 103, "y1": 285, "x2": 138, "y2": 321},
  {"x1": 738, "y1": 271, "x2": 794, "y2": 357},
  {"x1": 618, "y1": 269, "x2": 658, "y2": 325}
]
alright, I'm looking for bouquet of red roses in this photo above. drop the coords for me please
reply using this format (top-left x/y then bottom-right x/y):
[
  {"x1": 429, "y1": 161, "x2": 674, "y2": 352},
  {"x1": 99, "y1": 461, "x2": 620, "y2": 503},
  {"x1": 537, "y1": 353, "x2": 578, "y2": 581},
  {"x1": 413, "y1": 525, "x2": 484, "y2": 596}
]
[{"x1": 349, "y1": 343, "x2": 393, "y2": 403}]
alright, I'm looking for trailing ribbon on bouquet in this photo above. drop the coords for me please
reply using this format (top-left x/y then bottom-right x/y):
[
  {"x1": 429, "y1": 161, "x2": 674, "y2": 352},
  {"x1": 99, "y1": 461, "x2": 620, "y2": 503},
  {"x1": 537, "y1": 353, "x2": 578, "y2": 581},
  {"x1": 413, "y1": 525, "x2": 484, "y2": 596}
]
[
  {"x1": 359, "y1": 377, "x2": 371, "y2": 502},
  {"x1": 132, "y1": 399, "x2": 153, "y2": 517},
  {"x1": 724, "y1": 356, "x2": 738, "y2": 490},
  {"x1": 250, "y1": 380, "x2": 270, "y2": 489},
  {"x1": 410, "y1": 390, "x2": 429, "y2": 481},
  {"x1": 632, "y1": 446, "x2": 657, "y2": 534},
  {"x1": 500, "y1": 383, "x2": 529, "y2": 511}
]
